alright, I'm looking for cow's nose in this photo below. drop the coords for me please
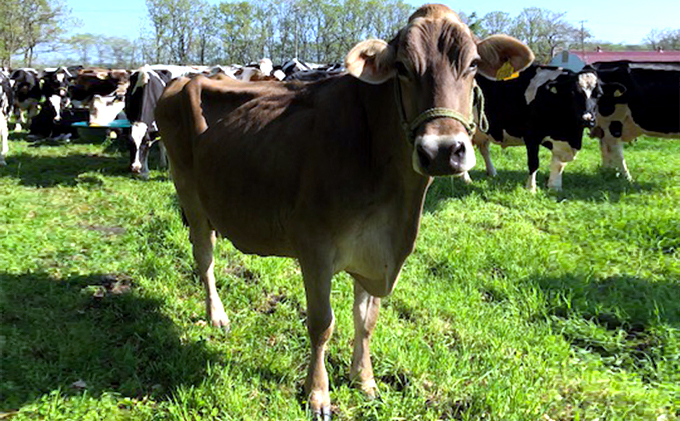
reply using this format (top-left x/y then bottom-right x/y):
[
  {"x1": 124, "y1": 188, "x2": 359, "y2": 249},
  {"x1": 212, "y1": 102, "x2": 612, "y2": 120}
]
[
  {"x1": 582, "y1": 113, "x2": 595, "y2": 127},
  {"x1": 416, "y1": 142, "x2": 437, "y2": 170},
  {"x1": 130, "y1": 163, "x2": 142, "y2": 173},
  {"x1": 449, "y1": 140, "x2": 466, "y2": 161},
  {"x1": 416, "y1": 135, "x2": 470, "y2": 175}
]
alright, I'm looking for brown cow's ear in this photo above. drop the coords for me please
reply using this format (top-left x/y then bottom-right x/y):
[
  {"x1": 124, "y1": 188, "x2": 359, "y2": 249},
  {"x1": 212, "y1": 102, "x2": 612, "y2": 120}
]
[
  {"x1": 476, "y1": 35, "x2": 534, "y2": 80},
  {"x1": 346, "y1": 39, "x2": 396, "y2": 84}
]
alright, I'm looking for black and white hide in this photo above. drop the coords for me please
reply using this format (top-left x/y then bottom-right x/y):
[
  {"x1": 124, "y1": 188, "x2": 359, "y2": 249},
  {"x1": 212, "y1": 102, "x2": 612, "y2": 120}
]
[
  {"x1": 124, "y1": 66, "x2": 173, "y2": 177},
  {"x1": 472, "y1": 65, "x2": 602, "y2": 191}
]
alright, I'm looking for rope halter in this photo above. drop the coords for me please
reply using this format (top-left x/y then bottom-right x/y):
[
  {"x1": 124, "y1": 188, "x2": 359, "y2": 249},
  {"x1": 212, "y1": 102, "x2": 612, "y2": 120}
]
[{"x1": 394, "y1": 77, "x2": 488, "y2": 143}]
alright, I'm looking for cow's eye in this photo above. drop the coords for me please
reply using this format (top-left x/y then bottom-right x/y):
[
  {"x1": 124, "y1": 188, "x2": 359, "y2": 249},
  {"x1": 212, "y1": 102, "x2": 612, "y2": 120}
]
[
  {"x1": 467, "y1": 59, "x2": 479, "y2": 73},
  {"x1": 395, "y1": 61, "x2": 411, "y2": 79}
]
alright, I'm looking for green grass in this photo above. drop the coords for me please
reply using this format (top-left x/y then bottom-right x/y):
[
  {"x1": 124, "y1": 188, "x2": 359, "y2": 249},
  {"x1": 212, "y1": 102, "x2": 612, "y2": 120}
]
[{"x1": 1, "y1": 133, "x2": 678, "y2": 420}]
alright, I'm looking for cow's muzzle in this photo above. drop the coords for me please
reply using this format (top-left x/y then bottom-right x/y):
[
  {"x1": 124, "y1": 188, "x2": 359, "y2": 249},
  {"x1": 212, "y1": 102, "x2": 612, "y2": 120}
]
[
  {"x1": 582, "y1": 112, "x2": 596, "y2": 128},
  {"x1": 413, "y1": 133, "x2": 476, "y2": 176}
]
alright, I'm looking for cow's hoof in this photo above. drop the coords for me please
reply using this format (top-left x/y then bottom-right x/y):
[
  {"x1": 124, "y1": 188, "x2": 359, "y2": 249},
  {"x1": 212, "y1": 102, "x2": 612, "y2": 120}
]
[
  {"x1": 359, "y1": 378, "x2": 378, "y2": 398},
  {"x1": 211, "y1": 317, "x2": 230, "y2": 332},
  {"x1": 311, "y1": 405, "x2": 332, "y2": 421},
  {"x1": 209, "y1": 311, "x2": 230, "y2": 332},
  {"x1": 134, "y1": 172, "x2": 150, "y2": 181}
]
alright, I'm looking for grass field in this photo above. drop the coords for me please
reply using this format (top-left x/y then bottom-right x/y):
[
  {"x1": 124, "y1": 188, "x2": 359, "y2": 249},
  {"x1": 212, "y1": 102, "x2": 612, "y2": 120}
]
[{"x1": 1, "y1": 132, "x2": 678, "y2": 420}]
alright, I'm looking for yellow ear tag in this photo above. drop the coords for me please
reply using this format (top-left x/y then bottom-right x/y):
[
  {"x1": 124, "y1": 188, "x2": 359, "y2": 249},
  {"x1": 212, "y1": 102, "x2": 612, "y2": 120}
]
[
  {"x1": 496, "y1": 61, "x2": 515, "y2": 80},
  {"x1": 614, "y1": 90, "x2": 623, "y2": 97}
]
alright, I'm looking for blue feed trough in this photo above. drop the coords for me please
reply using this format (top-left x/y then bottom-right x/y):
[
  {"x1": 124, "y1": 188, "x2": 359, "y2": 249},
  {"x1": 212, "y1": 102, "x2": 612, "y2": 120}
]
[{"x1": 72, "y1": 119, "x2": 131, "y2": 142}]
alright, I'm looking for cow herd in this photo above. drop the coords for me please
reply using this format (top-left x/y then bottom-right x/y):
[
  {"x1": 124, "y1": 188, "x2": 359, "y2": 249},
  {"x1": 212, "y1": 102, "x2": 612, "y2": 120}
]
[
  {"x1": 0, "y1": 60, "x2": 342, "y2": 175},
  {"x1": 2, "y1": 54, "x2": 677, "y2": 188}
]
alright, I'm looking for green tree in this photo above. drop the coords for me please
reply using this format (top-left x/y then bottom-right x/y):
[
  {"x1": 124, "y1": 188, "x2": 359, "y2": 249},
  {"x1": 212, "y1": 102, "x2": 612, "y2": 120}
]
[
  {"x1": 66, "y1": 33, "x2": 97, "y2": 66},
  {"x1": 0, "y1": 0, "x2": 23, "y2": 67},
  {"x1": 644, "y1": 28, "x2": 680, "y2": 50},
  {"x1": 0, "y1": 0, "x2": 71, "y2": 67},
  {"x1": 511, "y1": 7, "x2": 583, "y2": 63},
  {"x1": 479, "y1": 11, "x2": 513, "y2": 38},
  {"x1": 19, "y1": 0, "x2": 71, "y2": 66}
]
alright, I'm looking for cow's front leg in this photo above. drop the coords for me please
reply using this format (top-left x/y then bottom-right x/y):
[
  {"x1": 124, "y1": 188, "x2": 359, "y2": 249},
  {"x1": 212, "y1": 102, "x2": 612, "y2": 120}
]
[
  {"x1": 525, "y1": 141, "x2": 540, "y2": 192},
  {"x1": 158, "y1": 141, "x2": 168, "y2": 168},
  {"x1": 350, "y1": 278, "x2": 380, "y2": 397},
  {"x1": 13, "y1": 106, "x2": 23, "y2": 132},
  {"x1": 478, "y1": 138, "x2": 497, "y2": 177},
  {"x1": 301, "y1": 258, "x2": 334, "y2": 421}
]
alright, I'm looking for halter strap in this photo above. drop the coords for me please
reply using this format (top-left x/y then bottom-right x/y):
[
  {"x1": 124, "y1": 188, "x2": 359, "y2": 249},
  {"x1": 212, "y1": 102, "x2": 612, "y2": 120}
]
[{"x1": 394, "y1": 78, "x2": 488, "y2": 143}]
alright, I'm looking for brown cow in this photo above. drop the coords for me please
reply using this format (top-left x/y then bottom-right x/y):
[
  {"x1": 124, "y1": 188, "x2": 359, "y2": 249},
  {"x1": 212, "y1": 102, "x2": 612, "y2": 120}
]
[{"x1": 156, "y1": 4, "x2": 533, "y2": 419}]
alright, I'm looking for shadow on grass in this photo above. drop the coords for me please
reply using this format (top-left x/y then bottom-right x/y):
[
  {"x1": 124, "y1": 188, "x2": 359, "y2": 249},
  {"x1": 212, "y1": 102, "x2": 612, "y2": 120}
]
[
  {"x1": 0, "y1": 152, "x2": 131, "y2": 187},
  {"x1": 0, "y1": 272, "x2": 221, "y2": 411},
  {"x1": 8, "y1": 132, "x2": 28, "y2": 141},
  {"x1": 535, "y1": 273, "x2": 679, "y2": 383},
  {"x1": 424, "y1": 168, "x2": 659, "y2": 213}
]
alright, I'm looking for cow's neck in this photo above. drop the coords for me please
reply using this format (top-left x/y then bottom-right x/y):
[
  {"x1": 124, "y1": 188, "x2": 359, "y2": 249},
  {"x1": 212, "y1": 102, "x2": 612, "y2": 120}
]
[{"x1": 358, "y1": 77, "x2": 433, "y2": 254}]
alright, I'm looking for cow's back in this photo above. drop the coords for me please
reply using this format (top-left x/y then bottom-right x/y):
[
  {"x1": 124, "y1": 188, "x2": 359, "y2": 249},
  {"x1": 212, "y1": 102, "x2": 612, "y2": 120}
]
[{"x1": 157, "y1": 74, "x2": 402, "y2": 257}]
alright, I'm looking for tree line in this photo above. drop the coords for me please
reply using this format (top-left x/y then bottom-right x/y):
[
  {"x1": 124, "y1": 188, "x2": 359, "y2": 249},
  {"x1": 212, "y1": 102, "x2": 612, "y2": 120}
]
[
  {"x1": 139, "y1": 0, "x2": 413, "y2": 66},
  {"x1": 2, "y1": 0, "x2": 679, "y2": 69}
]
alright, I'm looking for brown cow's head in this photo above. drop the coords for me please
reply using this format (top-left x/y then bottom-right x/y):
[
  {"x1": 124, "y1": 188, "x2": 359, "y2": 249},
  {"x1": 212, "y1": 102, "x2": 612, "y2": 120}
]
[{"x1": 346, "y1": 4, "x2": 534, "y2": 177}]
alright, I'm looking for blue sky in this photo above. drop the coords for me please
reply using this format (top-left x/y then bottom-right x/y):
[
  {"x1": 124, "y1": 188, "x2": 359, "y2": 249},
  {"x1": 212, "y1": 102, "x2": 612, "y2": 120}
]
[{"x1": 66, "y1": 0, "x2": 678, "y2": 45}]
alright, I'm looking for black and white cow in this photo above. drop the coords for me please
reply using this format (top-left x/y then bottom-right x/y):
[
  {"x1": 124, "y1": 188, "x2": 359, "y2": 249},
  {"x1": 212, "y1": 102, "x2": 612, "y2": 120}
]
[
  {"x1": 10, "y1": 68, "x2": 42, "y2": 132},
  {"x1": 591, "y1": 61, "x2": 680, "y2": 180},
  {"x1": 472, "y1": 64, "x2": 602, "y2": 191},
  {"x1": 41, "y1": 67, "x2": 73, "y2": 99},
  {"x1": 1, "y1": 71, "x2": 13, "y2": 165},
  {"x1": 28, "y1": 94, "x2": 86, "y2": 140},
  {"x1": 124, "y1": 65, "x2": 176, "y2": 176},
  {"x1": 123, "y1": 65, "x2": 210, "y2": 177},
  {"x1": 25, "y1": 67, "x2": 75, "y2": 138}
]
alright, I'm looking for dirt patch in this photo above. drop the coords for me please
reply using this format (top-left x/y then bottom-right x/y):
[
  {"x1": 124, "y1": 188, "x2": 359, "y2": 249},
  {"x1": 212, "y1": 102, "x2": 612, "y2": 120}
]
[
  {"x1": 224, "y1": 265, "x2": 258, "y2": 284},
  {"x1": 81, "y1": 274, "x2": 135, "y2": 299},
  {"x1": 257, "y1": 289, "x2": 288, "y2": 314},
  {"x1": 379, "y1": 371, "x2": 411, "y2": 392},
  {"x1": 79, "y1": 223, "x2": 127, "y2": 236}
]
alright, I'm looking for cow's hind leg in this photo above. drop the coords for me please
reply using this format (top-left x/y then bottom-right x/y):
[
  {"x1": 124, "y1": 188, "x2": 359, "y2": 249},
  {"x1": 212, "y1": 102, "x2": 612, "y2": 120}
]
[
  {"x1": 190, "y1": 220, "x2": 229, "y2": 329},
  {"x1": 175, "y1": 180, "x2": 229, "y2": 329},
  {"x1": 525, "y1": 141, "x2": 540, "y2": 192},
  {"x1": 605, "y1": 137, "x2": 631, "y2": 180},
  {"x1": 300, "y1": 256, "x2": 334, "y2": 421},
  {"x1": 0, "y1": 112, "x2": 8, "y2": 165},
  {"x1": 350, "y1": 278, "x2": 380, "y2": 397}
]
